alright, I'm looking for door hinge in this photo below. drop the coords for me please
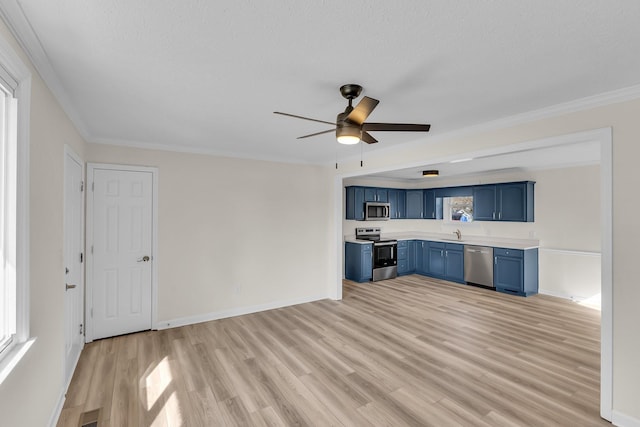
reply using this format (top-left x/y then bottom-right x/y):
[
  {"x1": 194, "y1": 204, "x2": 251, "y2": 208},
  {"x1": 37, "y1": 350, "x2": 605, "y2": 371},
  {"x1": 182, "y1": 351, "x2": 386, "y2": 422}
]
[
  {"x1": 80, "y1": 252, "x2": 83, "y2": 263},
  {"x1": 80, "y1": 181, "x2": 84, "y2": 192},
  {"x1": 79, "y1": 323, "x2": 83, "y2": 335},
  {"x1": 91, "y1": 182, "x2": 94, "y2": 191}
]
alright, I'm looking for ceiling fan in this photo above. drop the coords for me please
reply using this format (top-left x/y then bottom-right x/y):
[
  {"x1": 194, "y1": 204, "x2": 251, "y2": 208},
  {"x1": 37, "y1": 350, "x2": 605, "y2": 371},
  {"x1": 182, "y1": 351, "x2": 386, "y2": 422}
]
[{"x1": 274, "y1": 84, "x2": 431, "y2": 145}]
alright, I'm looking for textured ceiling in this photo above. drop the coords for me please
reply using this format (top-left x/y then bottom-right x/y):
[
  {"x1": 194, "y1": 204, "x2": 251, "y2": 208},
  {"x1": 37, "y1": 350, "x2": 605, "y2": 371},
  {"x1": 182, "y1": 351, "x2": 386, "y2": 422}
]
[{"x1": 2, "y1": 1, "x2": 640, "y2": 165}]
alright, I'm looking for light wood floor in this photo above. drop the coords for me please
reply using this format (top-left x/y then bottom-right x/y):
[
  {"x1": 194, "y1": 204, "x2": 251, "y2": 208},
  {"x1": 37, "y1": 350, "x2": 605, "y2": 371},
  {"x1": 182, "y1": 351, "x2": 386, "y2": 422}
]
[{"x1": 58, "y1": 275, "x2": 609, "y2": 426}]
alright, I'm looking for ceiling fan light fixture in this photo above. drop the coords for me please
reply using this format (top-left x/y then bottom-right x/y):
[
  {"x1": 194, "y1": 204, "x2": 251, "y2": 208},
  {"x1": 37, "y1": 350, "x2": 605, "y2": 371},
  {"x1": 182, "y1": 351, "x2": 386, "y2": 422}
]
[
  {"x1": 422, "y1": 170, "x2": 439, "y2": 177},
  {"x1": 336, "y1": 126, "x2": 361, "y2": 145}
]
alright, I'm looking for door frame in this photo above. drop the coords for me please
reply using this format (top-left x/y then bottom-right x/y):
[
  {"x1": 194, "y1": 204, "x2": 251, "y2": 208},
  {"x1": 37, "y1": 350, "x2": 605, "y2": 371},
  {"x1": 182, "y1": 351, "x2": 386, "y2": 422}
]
[
  {"x1": 62, "y1": 145, "x2": 85, "y2": 387},
  {"x1": 334, "y1": 127, "x2": 613, "y2": 421},
  {"x1": 85, "y1": 163, "x2": 159, "y2": 342}
]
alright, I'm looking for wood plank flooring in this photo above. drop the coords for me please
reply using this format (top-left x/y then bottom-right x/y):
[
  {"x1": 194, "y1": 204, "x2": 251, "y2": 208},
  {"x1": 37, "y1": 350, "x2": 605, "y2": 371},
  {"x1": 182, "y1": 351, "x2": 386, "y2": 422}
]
[{"x1": 58, "y1": 275, "x2": 609, "y2": 426}]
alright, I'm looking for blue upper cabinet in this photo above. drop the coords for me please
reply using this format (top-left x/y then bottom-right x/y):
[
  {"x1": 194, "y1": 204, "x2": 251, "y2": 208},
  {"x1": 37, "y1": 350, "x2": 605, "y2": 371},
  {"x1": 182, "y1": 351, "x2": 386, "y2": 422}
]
[
  {"x1": 345, "y1": 186, "x2": 365, "y2": 220},
  {"x1": 498, "y1": 182, "x2": 534, "y2": 222},
  {"x1": 423, "y1": 189, "x2": 436, "y2": 219},
  {"x1": 364, "y1": 187, "x2": 388, "y2": 202},
  {"x1": 405, "y1": 190, "x2": 424, "y2": 219},
  {"x1": 388, "y1": 189, "x2": 406, "y2": 219},
  {"x1": 473, "y1": 181, "x2": 535, "y2": 222},
  {"x1": 473, "y1": 185, "x2": 497, "y2": 220}
]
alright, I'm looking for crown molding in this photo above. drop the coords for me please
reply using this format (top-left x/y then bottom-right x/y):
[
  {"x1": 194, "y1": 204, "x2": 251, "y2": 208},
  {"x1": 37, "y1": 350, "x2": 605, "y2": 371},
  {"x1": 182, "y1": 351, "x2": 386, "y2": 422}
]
[
  {"x1": 0, "y1": 0, "x2": 90, "y2": 140},
  {"x1": 340, "y1": 83, "x2": 640, "y2": 166}
]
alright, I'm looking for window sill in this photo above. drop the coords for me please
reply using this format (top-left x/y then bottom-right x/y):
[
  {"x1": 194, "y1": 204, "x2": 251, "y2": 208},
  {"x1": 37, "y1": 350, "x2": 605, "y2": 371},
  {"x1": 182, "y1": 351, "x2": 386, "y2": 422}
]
[{"x1": 0, "y1": 338, "x2": 35, "y2": 385}]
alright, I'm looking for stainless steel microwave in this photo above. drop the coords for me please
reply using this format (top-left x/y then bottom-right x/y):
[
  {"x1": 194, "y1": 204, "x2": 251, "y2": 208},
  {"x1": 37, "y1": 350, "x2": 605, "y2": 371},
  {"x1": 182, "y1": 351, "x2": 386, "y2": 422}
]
[{"x1": 365, "y1": 202, "x2": 390, "y2": 221}]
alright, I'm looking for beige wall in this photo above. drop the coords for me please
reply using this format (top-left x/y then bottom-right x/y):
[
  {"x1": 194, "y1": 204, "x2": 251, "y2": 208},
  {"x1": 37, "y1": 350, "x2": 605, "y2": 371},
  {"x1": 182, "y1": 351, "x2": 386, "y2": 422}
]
[
  {"x1": 86, "y1": 145, "x2": 335, "y2": 324},
  {"x1": 339, "y1": 99, "x2": 640, "y2": 420},
  {"x1": 344, "y1": 164, "x2": 602, "y2": 299},
  {"x1": 0, "y1": 22, "x2": 87, "y2": 427}
]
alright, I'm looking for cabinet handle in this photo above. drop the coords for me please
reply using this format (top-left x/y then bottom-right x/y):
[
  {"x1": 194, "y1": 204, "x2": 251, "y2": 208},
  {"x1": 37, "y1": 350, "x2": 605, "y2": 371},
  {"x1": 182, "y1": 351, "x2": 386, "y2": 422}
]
[
  {"x1": 493, "y1": 212, "x2": 496, "y2": 220},
  {"x1": 495, "y1": 257, "x2": 497, "y2": 265},
  {"x1": 441, "y1": 250, "x2": 444, "y2": 256},
  {"x1": 499, "y1": 212, "x2": 502, "y2": 220}
]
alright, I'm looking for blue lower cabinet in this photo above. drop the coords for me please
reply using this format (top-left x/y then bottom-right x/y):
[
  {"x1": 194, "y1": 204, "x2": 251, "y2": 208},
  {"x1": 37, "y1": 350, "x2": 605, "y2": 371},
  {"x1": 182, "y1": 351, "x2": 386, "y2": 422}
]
[
  {"x1": 397, "y1": 240, "x2": 416, "y2": 275},
  {"x1": 428, "y1": 242, "x2": 445, "y2": 277},
  {"x1": 415, "y1": 241, "x2": 429, "y2": 275},
  {"x1": 494, "y1": 247, "x2": 538, "y2": 296},
  {"x1": 345, "y1": 242, "x2": 372, "y2": 282},
  {"x1": 444, "y1": 243, "x2": 464, "y2": 283}
]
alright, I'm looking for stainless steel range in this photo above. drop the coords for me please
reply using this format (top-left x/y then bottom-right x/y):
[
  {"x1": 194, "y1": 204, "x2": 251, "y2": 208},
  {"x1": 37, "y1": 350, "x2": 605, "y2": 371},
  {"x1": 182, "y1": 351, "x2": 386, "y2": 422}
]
[{"x1": 356, "y1": 227, "x2": 398, "y2": 281}]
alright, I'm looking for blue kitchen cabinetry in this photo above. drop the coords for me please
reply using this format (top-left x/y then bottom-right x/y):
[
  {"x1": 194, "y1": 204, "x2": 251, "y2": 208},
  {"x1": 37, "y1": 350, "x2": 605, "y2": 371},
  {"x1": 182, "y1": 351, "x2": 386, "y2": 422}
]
[
  {"x1": 345, "y1": 242, "x2": 372, "y2": 282},
  {"x1": 405, "y1": 190, "x2": 424, "y2": 219},
  {"x1": 397, "y1": 240, "x2": 416, "y2": 275},
  {"x1": 345, "y1": 186, "x2": 365, "y2": 220},
  {"x1": 423, "y1": 189, "x2": 437, "y2": 219},
  {"x1": 473, "y1": 182, "x2": 535, "y2": 222},
  {"x1": 415, "y1": 240, "x2": 429, "y2": 275},
  {"x1": 425, "y1": 242, "x2": 464, "y2": 283},
  {"x1": 364, "y1": 187, "x2": 388, "y2": 202},
  {"x1": 494, "y1": 247, "x2": 538, "y2": 296},
  {"x1": 388, "y1": 189, "x2": 406, "y2": 219}
]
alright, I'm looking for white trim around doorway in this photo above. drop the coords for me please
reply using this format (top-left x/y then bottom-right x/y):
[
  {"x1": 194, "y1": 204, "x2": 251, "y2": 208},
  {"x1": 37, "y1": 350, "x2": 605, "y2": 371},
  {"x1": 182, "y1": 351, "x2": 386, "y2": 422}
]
[{"x1": 333, "y1": 127, "x2": 613, "y2": 422}]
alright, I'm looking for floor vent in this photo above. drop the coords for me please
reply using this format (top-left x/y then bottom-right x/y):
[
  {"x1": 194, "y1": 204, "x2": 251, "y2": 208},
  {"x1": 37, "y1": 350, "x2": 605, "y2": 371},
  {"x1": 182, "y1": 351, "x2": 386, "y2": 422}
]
[{"x1": 79, "y1": 409, "x2": 100, "y2": 427}]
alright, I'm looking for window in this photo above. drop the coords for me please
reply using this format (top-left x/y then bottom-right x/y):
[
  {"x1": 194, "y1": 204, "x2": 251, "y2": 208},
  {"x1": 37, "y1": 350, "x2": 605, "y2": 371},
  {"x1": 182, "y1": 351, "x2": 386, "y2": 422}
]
[
  {"x1": 0, "y1": 72, "x2": 18, "y2": 357},
  {"x1": 444, "y1": 196, "x2": 474, "y2": 222},
  {"x1": 0, "y1": 35, "x2": 31, "y2": 383}
]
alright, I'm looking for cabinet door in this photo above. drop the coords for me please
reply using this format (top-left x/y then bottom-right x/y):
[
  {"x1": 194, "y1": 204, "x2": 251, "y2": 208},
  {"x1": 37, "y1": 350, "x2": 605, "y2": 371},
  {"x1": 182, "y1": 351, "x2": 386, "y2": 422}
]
[
  {"x1": 415, "y1": 241, "x2": 425, "y2": 274},
  {"x1": 473, "y1": 185, "x2": 497, "y2": 221},
  {"x1": 388, "y1": 189, "x2": 406, "y2": 219},
  {"x1": 423, "y1": 189, "x2": 436, "y2": 219},
  {"x1": 364, "y1": 187, "x2": 377, "y2": 202},
  {"x1": 376, "y1": 188, "x2": 388, "y2": 203},
  {"x1": 407, "y1": 241, "x2": 416, "y2": 272},
  {"x1": 494, "y1": 255, "x2": 523, "y2": 292},
  {"x1": 445, "y1": 246, "x2": 464, "y2": 283},
  {"x1": 345, "y1": 242, "x2": 372, "y2": 282},
  {"x1": 498, "y1": 183, "x2": 526, "y2": 221},
  {"x1": 428, "y1": 245, "x2": 445, "y2": 277},
  {"x1": 345, "y1": 186, "x2": 365, "y2": 220},
  {"x1": 361, "y1": 246, "x2": 372, "y2": 280},
  {"x1": 405, "y1": 190, "x2": 424, "y2": 219}
]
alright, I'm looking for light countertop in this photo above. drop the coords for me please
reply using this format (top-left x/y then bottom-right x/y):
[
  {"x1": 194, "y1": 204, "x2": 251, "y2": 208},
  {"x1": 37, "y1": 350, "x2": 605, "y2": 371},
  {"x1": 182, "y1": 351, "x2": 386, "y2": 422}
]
[{"x1": 344, "y1": 232, "x2": 539, "y2": 250}]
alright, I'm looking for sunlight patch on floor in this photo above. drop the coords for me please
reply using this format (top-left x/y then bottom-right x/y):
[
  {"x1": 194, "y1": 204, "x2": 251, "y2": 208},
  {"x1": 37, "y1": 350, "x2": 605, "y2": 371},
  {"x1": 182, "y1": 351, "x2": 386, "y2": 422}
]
[{"x1": 578, "y1": 293, "x2": 601, "y2": 311}]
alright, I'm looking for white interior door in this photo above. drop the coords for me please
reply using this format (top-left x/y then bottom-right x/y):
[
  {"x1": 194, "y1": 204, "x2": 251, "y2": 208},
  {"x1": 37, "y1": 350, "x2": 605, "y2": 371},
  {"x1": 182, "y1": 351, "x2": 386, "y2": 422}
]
[
  {"x1": 88, "y1": 165, "x2": 154, "y2": 340},
  {"x1": 63, "y1": 148, "x2": 84, "y2": 382}
]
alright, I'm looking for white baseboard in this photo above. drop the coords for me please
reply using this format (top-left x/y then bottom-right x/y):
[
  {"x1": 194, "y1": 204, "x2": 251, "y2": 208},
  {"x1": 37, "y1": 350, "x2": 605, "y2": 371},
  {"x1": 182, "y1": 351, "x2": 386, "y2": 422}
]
[
  {"x1": 49, "y1": 342, "x2": 84, "y2": 427},
  {"x1": 154, "y1": 294, "x2": 328, "y2": 330},
  {"x1": 48, "y1": 388, "x2": 66, "y2": 427},
  {"x1": 538, "y1": 288, "x2": 585, "y2": 301},
  {"x1": 612, "y1": 410, "x2": 640, "y2": 427}
]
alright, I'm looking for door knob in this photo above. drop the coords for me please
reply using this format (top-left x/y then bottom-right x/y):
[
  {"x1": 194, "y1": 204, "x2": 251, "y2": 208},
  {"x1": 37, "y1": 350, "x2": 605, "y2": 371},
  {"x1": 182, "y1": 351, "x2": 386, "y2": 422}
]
[
  {"x1": 66, "y1": 283, "x2": 76, "y2": 290},
  {"x1": 137, "y1": 255, "x2": 150, "y2": 262}
]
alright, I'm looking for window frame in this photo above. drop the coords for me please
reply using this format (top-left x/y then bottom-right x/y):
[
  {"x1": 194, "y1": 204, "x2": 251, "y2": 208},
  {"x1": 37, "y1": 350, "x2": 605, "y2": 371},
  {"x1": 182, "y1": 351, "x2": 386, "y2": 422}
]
[{"x1": 0, "y1": 32, "x2": 31, "y2": 384}]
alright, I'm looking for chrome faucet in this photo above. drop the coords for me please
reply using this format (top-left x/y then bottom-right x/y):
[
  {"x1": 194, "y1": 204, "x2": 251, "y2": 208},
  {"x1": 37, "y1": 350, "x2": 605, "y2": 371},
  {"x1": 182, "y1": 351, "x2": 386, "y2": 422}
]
[{"x1": 454, "y1": 229, "x2": 462, "y2": 240}]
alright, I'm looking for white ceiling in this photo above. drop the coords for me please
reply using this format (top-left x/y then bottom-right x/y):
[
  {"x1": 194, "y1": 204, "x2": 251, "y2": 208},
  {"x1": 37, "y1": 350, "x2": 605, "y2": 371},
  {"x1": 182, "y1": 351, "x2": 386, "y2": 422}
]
[
  {"x1": 365, "y1": 140, "x2": 602, "y2": 181},
  {"x1": 1, "y1": 1, "x2": 639, "y2": 167}
]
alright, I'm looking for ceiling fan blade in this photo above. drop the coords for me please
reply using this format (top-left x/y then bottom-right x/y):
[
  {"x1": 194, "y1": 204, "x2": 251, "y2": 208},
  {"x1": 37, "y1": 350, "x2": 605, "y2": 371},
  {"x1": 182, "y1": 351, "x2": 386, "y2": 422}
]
[
  {"x1": 362, "y1": 122, "x2": 431, "y2": 132},
  {"x1": 360, "y1": 131, "x2": 378, "y2": 144},
  {"x1": 296, "y1": 128, "x2": 336, "y2": 139},
  {"x1": 345, "y1": 96, "x2": 380, "y2": 125},
  {"x1": 274, "y1": 111, "x2": 336, "y2": 126}
]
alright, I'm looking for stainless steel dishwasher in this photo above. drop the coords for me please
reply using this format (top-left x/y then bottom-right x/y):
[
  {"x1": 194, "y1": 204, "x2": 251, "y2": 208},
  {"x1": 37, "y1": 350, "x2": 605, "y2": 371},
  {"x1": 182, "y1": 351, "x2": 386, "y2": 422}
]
[{"x1": 464, "y1": 245, "x2": 494, "y2": 288}]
